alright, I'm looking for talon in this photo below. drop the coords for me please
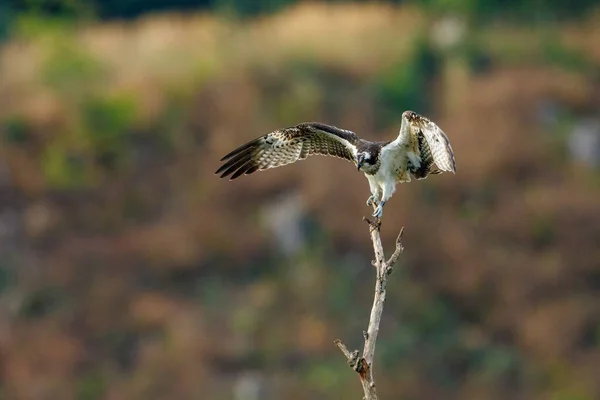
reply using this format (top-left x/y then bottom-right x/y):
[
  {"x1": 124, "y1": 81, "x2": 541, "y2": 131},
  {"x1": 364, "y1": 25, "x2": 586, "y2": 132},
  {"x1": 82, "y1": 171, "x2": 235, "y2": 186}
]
[
  {"x1": 372, "y1": 206, "x2": 382, "y2": 218},
  {"x1": 372, "y1": 201, "x2": 386, "y2": 219},
  {"x1": 366, "y1": 195, "x2": 376, "y2": 207}
]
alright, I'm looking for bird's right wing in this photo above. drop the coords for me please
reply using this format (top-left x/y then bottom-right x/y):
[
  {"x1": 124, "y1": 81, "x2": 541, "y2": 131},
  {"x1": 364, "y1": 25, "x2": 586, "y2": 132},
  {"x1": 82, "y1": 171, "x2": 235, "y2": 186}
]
[{"x1": 215, "y1": 122, "x2": 360, "y2": 180}]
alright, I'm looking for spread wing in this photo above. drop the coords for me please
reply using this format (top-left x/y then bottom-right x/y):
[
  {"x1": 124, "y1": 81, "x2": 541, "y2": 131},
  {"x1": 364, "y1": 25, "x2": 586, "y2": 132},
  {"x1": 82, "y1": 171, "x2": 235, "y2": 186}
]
[
  {"x1": 411, "y1": 115, "x2": 456, "y2": 174},
  {"x1": 215, "y1": 122, "x2": 360, "y2": 180}
]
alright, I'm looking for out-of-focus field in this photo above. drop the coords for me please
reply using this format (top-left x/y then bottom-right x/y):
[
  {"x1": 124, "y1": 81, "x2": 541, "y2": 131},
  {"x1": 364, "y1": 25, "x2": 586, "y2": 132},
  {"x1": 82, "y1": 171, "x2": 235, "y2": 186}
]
[{"x1": 1, "y1": 3, "x2": 600, "y2": 399}]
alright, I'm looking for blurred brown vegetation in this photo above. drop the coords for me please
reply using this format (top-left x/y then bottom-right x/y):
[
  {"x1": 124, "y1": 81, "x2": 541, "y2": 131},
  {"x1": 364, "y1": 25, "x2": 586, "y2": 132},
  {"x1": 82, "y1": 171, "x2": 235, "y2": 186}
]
[{"x1": 1, "y1": 2, "x2": 600, "y2": 399}]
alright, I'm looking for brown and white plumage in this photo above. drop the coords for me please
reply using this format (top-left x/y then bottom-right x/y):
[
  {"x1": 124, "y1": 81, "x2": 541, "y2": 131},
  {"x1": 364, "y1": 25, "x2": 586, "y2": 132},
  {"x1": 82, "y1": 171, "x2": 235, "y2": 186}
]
[
  {"x1": 368, "y1": 110, "x2": 456, "y2": 217},
  {"x1": 405, "y1": 111, "x2": 456, "y2": 177},
  {"x1": 216, "y1": 122, "x2": 361, "y2": 180},
  {"x1": 216, "y1": 111, "x2": 456, "y2": 219}
]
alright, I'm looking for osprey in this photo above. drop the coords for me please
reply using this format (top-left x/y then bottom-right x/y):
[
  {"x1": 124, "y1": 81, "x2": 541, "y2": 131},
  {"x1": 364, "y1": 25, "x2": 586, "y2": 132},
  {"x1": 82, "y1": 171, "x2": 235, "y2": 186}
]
[{"x1": 215, "y1": 110, "x2": 456, "y2": 218}]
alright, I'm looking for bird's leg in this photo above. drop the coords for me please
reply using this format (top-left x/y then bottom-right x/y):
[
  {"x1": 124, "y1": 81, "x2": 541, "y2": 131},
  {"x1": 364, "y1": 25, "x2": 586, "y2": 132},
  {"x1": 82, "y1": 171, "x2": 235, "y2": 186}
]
[
  {"x1": 366, "y1": 178, "x2": 381, "y2": 208},
  {"x1": 372, "y1": 181, "x2": 394, "y2": 219},
  {"x1": 372, "y1": 200, "x2": 386, "y2": 218}
]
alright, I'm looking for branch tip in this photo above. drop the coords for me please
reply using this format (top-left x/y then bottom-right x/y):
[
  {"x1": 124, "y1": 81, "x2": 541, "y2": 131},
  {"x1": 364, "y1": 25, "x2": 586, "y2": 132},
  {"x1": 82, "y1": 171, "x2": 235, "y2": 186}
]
[
  {"x1": 385, "y1": 226, "x2": 405, "y2": 267},
  {"x1": 362, "y1": 216, "x2": 381, "y2": 231},
  {"x1": 334, "y1": 339, "x2": 352, "y2": 359}
]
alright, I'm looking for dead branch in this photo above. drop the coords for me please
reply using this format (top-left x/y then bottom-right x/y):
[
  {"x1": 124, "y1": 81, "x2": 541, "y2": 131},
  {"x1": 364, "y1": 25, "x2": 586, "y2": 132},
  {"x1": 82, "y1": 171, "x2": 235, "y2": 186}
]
[{"x1": 334, "y1": 215, "x2": 404, "y2": 400}]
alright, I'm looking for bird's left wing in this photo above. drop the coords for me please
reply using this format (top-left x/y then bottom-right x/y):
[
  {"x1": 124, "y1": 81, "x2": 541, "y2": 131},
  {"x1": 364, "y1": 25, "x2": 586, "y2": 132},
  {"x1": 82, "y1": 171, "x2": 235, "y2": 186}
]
[
  {"x1": 215, "y1": 122, "x2": 360, "y2": 180},
  {"x1": 412, "y1": 116, "x2": 456, "y2": 173}
]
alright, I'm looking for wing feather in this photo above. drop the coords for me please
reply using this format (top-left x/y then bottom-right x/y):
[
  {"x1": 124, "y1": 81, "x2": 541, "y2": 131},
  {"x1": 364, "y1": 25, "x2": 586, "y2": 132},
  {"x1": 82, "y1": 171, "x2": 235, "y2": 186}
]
[
  {"x1": 413, "y1": 117, "x2": 456, "y2": 173},
  {"x1": 384, "y1": 111, "x2": 456, "y2": 179},
  {"x1": 216, "y1": 122, "x2": 360, "y2": 180}
]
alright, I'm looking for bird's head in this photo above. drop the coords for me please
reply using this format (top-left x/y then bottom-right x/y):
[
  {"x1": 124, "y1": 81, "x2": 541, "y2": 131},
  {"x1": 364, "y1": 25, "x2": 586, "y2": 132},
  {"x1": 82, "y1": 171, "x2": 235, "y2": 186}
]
[
  {"x1": 402, "y1": 110, "x2": 420, "y2": 122},
  {"x1": 356, "y1": 151, "x2": 376, "y2": 172}
]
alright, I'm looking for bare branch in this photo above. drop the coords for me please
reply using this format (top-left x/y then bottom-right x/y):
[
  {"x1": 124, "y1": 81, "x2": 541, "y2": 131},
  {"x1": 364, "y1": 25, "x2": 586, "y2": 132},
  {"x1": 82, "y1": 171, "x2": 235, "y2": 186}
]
[
  {"x1": 335, "y1": 215, "x2": 405, "y2": 400},
  {"x1": 334, "y1": 340, "x2": 362, "y2": 372},
  {"x1": 385, "y1": 227, "x2": 405, "y2": 269},
  {"x1": 334, "y1": 339, "x2": 354, "y2": 360}
]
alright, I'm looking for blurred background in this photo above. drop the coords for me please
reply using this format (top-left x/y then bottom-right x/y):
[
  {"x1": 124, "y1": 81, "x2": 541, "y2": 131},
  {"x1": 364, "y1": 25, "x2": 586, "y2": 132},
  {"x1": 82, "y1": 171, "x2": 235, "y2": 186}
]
[{"x1": 1, "y1": 0, "x2": 600, "y2": 399}]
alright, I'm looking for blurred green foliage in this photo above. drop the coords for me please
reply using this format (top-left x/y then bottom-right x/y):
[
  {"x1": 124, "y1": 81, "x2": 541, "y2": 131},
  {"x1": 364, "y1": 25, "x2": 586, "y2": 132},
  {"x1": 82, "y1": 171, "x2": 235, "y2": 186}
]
[
  {"x1": 82, "y1": 94, "x2": 138, "y2": 171},
  {"x1": 2, "y1": 115, "x2": 31, "y2": 145},
  {"x1": 539, "y1": 33, "x2": 597, "y2": 74},
  {"x1": 411, "y1": 0, "x2": 598, "y2": 21},
  {"x1": 76, "y1": 371, "x2": 107, "y2": 400},
  {"x1": 213, "y1": 0, "x2": 295, "y2": 17},
  {"x1": 42, "y1": 144, "x2": 90, "y2": 188},
  {"x1": 0, "y1": 3, "x2": 13, "y2": 40},
  {"x1": 456, "y1": 38, "x2": 493, "y2": 74},
  {"x1": 0, "y1": 263, "x2": 17, "y2": 294},
  {"x1": 37, "y1": 35, "x2": 139, "y2": 186},
  {"x1": 371, "y1": 35, "x2": 439, "y2": 126},
  {"x1": 256, "y1": 59, "x2": 324, "y2": 125},
  {"x1": 2, "y1": 0, "x2": 600, "y2": 36},
  {"x1": 41, "y1": 34, "x2": 106, "y2": 95},
  {"x1": 304, "y1": 359, "x2": 347, "y2": 393}
]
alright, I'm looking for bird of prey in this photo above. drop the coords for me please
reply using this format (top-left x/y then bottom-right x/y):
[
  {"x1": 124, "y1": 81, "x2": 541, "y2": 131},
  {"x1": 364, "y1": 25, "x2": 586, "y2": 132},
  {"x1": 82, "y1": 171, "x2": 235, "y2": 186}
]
[{"x1": 215, "y1": 110, "x2": 456, "y2": 218}]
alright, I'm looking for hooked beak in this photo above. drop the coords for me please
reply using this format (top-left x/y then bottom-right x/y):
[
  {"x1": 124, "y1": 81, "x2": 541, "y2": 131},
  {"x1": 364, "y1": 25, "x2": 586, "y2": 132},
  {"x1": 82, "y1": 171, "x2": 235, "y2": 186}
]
[{"x1": 356, "y1": 155, "x2": 364, "y2": 171}]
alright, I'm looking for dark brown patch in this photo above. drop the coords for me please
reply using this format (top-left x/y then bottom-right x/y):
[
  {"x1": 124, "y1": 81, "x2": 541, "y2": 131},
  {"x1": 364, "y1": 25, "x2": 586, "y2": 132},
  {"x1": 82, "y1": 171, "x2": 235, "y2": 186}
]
[{"x1": 410, "y1": 131, "x2": 435, "y2": 179}]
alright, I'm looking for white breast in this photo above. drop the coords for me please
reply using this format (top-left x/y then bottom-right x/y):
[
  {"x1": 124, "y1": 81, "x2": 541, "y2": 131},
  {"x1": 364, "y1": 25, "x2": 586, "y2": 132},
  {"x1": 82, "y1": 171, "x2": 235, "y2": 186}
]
[{"x1": 379, "y1": 145, "x2": 414, "y2": 183}]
